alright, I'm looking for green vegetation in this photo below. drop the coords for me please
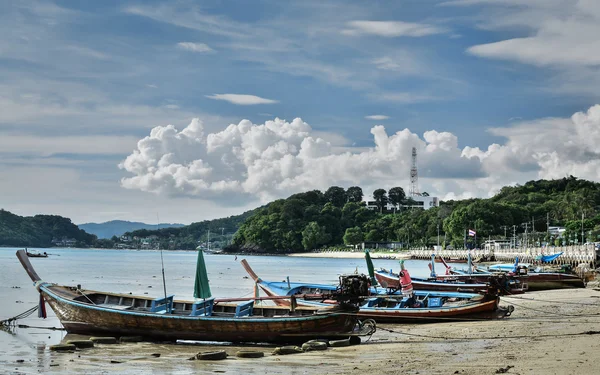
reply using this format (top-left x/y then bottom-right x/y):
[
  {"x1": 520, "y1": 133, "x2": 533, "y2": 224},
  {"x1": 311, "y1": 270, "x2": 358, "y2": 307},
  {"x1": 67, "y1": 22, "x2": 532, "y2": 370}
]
[
  {"x1": 0, "y1": 209, "x2": 96, "y2": 247},
  {"x1": 4, "y1": 176, "x2": 600, "y2": 252},
  {"x1": 231, "y1": 177, "x2": 600, "y2": 253}
]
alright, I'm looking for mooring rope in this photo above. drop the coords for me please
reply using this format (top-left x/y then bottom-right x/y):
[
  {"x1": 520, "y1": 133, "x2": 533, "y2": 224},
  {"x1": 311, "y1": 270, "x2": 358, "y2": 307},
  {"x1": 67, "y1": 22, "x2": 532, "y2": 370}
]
[
  {"x1": 0, "y1": 306, "x2": 39, "y2": 327},
  {"x1": 375, "y1": 326, "x2": 600, "y2": 341}
]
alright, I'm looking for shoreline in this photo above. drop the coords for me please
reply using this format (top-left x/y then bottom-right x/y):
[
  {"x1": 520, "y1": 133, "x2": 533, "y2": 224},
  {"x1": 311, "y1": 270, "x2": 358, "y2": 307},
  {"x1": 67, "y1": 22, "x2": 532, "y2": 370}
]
[{"x1": 288, "y1": 251, "x2": 412, "y2": 259}]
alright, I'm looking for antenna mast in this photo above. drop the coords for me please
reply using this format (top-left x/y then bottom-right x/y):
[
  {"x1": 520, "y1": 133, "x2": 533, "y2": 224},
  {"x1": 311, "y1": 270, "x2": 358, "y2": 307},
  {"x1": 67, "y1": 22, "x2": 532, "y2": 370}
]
[
  {"x1": 409, "y1": 147, "x2": 420, "y2": 197},
  {"x1": 157, "y1": 214, "x2": 168, "y2": 313}
]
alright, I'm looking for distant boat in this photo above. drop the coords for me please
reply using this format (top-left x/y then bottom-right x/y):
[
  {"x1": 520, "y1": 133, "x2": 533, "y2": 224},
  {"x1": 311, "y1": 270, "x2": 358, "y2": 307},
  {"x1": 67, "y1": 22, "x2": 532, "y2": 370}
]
[
  {"x1": 25, "y1": 249, "x2": 47, "y2": 258},
  {"x1": 15, "y1": 250, "x2": 367, "y2": 344}
]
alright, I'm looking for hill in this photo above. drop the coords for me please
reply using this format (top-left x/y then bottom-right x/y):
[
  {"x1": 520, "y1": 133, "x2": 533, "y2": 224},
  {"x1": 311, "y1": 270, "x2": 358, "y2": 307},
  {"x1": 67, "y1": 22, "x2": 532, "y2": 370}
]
[
  {"x1": 78, "y1": 220, "x2": 185, "y2": 239},
  {"x1": 0, "y1": 209, "x2": 96, "y2": 247},
  {"x1": 231, "y1": 176, "x2": 600, "y2": 253}
]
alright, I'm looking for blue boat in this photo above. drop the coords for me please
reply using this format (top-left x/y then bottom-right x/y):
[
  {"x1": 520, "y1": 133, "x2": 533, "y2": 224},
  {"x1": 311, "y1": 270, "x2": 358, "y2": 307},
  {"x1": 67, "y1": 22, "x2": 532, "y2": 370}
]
[{"x1": 240, "y1": 259, "x2": 512, "y2": 323}]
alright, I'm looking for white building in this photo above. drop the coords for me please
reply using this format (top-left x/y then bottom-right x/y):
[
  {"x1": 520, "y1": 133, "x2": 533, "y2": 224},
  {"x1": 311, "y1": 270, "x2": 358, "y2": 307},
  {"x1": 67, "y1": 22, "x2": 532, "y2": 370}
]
[{"x1": 365, "y1": 195, "x2": 439, "y2": 212}]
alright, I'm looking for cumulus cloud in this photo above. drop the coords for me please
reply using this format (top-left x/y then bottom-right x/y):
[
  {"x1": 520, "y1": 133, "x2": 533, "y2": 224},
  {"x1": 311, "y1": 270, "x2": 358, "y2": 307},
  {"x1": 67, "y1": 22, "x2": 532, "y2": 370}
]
[
  {"x1": 365, "y1": 115, "x2": 390, "y2": 120},
  {"x1": 342, "y1": 20, "x2": 446, "y2": 37},
  {"x1": 119, "y1": 104, "x2": 600, "y2": 205},
  {"x1": 119, "y1": 117, "x2": 484, "y2": 204},
  {"x1": 176, "y1": 42, "x2": 213, "y2": 53},
  {"x1": 205, "y1": 94, "x2": 278, "y2": 105}
]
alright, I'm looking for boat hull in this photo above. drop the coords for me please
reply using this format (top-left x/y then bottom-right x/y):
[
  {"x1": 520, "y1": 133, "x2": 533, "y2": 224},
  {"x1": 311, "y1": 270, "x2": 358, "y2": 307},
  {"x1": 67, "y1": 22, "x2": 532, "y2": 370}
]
[
  {"x1": 526, "y1": 273, "x2": 586, "y2": 291},
  {"x1": 374, "y1": 270, "x2": 489, "y2": 293},
  {"x1": 40, "y1": 284, "x2": 358, "y2": 344}
]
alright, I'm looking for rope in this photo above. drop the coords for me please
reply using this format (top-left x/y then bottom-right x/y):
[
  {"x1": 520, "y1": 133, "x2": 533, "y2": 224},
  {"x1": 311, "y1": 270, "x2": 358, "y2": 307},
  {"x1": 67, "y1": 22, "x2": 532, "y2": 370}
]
[
  {"x1": 0, "y1": 306, "x2": 39, "y2": 327},
  {"x1": 502, "y1": 294, "x2": 600, "y2": 306},
  {"x1": 376, "y1": 326, "x2": 600, "y2": 341}
]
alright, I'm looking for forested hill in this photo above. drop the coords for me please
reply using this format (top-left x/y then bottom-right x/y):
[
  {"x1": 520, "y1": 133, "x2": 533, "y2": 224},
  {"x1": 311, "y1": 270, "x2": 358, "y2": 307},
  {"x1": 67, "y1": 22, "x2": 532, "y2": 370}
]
[
  {"x1": 118, "y1": 209, "x2": 258, "y2": 250},
  {"x1": 78, "y1": 220, "x2": 185, "y2": 239},
  {"x1": 230, "y1": 176, "x2": 600, "y2": 253},
  {"x1": 0, "y1": 209, "x2": 96, "y2": 247}
]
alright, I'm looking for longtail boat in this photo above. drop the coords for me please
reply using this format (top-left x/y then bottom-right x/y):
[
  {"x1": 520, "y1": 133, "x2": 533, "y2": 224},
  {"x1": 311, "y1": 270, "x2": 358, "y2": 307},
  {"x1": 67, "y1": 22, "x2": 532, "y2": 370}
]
[
  {"x1": 370, "y1": 254, "x2": 526, "y2": 295},
  {"x1": 241, "y1": 259, "x2": 513, "y2": 323},
  {"x1": 485, "y1": 259, "x2": 586, "y2": 291},
  {"x1": 16, "y1": 250, "x2": 368, "y2": 344}
]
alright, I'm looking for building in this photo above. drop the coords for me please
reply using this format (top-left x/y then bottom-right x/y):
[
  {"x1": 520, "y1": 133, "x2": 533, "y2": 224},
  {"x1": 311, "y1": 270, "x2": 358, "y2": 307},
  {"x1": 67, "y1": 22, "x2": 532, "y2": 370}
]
[
  {"x1": 406, "y1": 196, "x2": 439, "y2": 210},
  {"x1": 366, "y1": 195, "x2": 439, "y2": 212},
  {"x1": 548, "y1": 226, "x2": 566, "y2": 238}
]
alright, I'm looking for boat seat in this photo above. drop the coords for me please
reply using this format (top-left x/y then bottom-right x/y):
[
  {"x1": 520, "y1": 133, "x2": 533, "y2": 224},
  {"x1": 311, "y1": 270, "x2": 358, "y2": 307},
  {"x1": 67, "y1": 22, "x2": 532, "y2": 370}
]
[
  {"x1": 234, "y1": 300, "x2": 254, "y2": 318},
  {"x1": 190, "y1": 297, "x2": 215, "y2": 316},
  {"x1": 427, "y1": 297, "x2": 443, "y2": 308},
  {"x1": 398, "y1": 297, "x2": 410, "y2": 308},
  {"x1": 365, "y1": 297, "x2": 380, "y2": 307},
  {"x1": 150, "y1": 295, "x2": 174, "y2": 314}
]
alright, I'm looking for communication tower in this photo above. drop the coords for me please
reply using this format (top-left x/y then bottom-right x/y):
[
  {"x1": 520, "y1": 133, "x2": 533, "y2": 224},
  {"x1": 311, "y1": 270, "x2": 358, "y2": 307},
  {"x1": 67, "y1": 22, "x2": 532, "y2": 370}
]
[{"x1": 409, "y1": 147, "x2": 421, "y2": 197}]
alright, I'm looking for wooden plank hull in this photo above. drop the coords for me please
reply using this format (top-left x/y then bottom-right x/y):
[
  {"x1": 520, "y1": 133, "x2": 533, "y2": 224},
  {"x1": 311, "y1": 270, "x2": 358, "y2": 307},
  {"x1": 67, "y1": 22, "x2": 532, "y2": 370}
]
[
  {"x1": 40, "y1": 284, "x2": 358, "y2": 344},
  {"x1": 375, "y1": 270, "x2": 489, "y2": 293},
  {"x1": 526, "y1": 273, "x2": 586, "y2": 291},
  {"x1": 353, "y1": 298, "x2": 500, "y2": 323}
]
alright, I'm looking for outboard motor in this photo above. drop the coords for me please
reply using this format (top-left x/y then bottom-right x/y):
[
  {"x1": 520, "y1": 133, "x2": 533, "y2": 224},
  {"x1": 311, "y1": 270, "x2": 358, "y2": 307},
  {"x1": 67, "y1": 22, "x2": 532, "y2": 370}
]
[{"x1": 335, "y1": 274, "x2": 370, "y2": 305}]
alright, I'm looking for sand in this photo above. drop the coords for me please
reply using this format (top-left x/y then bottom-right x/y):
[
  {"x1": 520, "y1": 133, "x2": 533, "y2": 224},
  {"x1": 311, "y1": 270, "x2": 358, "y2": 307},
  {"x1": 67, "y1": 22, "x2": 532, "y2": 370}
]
[
  {"x1": 7, "y1": 280, "x2": 600, "y2": 375},
  {"x1": 288, "y1": 251, "x2": 412, "y2": 260}
]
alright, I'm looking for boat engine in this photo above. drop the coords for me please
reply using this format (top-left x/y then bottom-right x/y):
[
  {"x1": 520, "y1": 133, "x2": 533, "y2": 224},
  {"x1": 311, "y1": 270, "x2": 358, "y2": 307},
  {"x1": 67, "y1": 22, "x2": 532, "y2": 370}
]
[{"x1": 335, "y1": 274, "x2": 370, "y2": 305}]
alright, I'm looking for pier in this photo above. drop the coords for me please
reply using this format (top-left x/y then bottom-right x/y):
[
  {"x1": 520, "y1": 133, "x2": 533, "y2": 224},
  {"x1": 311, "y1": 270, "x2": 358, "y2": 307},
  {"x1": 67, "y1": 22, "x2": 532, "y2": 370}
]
[{"x1": 409, "y1": 244, "x2": 598, "y2": 269}]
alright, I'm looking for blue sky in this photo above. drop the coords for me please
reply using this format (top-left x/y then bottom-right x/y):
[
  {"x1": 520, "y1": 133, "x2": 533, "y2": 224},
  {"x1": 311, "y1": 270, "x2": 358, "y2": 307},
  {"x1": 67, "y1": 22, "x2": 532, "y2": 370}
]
[{"x1": 2, "y1": 0, "x2": 600, "y2": 224}]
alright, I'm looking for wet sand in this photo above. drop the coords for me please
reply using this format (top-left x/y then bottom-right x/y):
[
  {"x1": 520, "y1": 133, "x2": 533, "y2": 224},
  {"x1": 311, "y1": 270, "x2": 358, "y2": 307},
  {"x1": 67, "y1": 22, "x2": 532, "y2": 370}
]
[{"x1": 6, "y1": 281, "x2": 599, "y2": 375}]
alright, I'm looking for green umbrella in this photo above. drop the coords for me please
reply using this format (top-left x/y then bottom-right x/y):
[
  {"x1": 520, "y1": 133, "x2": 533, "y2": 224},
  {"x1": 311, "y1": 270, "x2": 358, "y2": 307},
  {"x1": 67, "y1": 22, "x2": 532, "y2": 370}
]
[
  {"x1": 364, "y1": 249, "x2": 378, "y2": 286},
  {"x1": 194, "y1": 249, "x2": 212, "y2": 299}
]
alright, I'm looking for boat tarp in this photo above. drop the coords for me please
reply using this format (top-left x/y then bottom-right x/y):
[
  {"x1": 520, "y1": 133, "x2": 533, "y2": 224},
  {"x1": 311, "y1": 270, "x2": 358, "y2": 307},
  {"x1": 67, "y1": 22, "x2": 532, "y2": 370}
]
[
  {"x1": 193, "y1": 250, "x2": 212, "y2": 299},
  {"x1": 540, "y1": 252, "x2": 563, "y2": 263}
]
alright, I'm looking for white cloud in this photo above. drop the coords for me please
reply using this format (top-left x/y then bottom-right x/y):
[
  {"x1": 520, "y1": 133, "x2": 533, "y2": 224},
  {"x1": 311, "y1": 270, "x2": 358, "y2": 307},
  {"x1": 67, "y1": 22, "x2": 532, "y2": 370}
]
[
  {"x1": 365, "y1": 115, "x2": 390, "y2": 120},
  {"x1": 462, "y1": 1, "x2": 600, "y2": 68},
  {"x1": 205, "y1": 94, "x2": 278, "y2": 105},
  {"x1": 374, "y1": 92, "x2": 439, "y2": 103},
  {"x1": 342, "y1": 20, "x2": 447, "y2": 37},
  {"x1": 118, "y1": 117, "x2": 483, "y2": 204},
  {"x1": 119, "y1": 104, "x2": 600, "y2": 205},
  {"x1": 176, "y1": 42, "x2": 213, "y2": 53}
]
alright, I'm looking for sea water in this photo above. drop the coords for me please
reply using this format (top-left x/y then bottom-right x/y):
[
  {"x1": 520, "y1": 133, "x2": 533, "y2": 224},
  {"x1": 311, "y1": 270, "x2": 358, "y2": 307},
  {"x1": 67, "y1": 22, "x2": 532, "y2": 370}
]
[{"x1": 0, "y1": 247, "x2": 431, "y2": 372}]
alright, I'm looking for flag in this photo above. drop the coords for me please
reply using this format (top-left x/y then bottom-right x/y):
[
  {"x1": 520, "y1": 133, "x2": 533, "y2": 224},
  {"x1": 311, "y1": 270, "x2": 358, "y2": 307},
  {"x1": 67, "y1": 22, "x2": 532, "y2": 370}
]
[{"x1": 468, "y1": 229, "x2": 476, "y2": 237}]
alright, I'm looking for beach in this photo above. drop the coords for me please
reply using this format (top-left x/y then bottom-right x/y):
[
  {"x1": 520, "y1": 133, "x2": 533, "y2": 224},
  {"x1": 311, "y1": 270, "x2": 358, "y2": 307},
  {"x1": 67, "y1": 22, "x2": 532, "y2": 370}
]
[
  {"x1": 3, "y1": 248, "x2": 599, "y2": 375},
  {"x1": 5, "y1": 281, "x2": 599, "y2": 375},
  {"x1": 288, "y1": 251, "x2": 412, "y2": 260}
]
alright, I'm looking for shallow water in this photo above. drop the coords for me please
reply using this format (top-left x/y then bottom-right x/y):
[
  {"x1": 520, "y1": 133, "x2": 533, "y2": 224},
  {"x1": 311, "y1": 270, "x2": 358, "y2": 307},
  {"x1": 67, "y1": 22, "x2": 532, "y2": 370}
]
[{"x1": 0, "y1": 247, "x2": 431, "y2": 373}]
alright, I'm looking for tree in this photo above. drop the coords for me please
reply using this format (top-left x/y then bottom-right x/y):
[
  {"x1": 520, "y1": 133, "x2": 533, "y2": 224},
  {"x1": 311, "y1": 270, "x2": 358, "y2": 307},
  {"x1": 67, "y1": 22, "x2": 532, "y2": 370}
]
[
  {"x1": 301, "y1": 222, "x2": 329, "y2": 250},
  {"x1": 388, "y1": 187, "x2": 406, "y2": 211},
  {"x1": 324, "y1": 186, "x2": 347, "y2": 208},
  {"x1": 422, "y1": 191, "x2": 430, "y2": 197},
  {"x1": 346, "y1": 186, "x2": 364, "y2": 203},
  {"x1": 343, "y1": 227, "x2": 364, "y2": 246},
  {"x1": 373, "y1": 189, "x2": 388, "y2": 213}
]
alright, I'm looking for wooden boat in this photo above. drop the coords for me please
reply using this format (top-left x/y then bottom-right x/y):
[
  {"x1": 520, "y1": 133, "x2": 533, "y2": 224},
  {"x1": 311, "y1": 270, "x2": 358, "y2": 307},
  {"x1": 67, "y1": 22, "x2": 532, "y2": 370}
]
[
  {"x1": 16, "y1": 250, "x2": 366, "y2": 344},
  {"x1": 486, "y1": 262, "x2": 585, "y2": 291},
  {"x1": 241, "y1": 259, "x2": 512, "y2": 323},
  {"x1": 434, "y1": 257, "x2": 467, "y2": 263},
  {"x1": 374, "y1": 268, "x2": 491, "y2": 293},
  {"x1": 25, "y1": 249, "x2": 48, "y2": 258}
]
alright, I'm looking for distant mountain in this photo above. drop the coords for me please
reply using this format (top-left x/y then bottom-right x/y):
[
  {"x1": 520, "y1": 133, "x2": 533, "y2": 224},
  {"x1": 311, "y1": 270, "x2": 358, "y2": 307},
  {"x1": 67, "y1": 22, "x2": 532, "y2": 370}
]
[{"x1": 78, "y1": 220, "x2": 185, "y2": 239}]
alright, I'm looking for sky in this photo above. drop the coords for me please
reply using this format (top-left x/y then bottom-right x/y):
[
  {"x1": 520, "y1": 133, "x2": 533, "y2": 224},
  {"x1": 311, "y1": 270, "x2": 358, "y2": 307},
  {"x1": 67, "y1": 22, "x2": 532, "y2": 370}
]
[{"x1": 2, "y1": 0, "x2": 600, "y2": 225}]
